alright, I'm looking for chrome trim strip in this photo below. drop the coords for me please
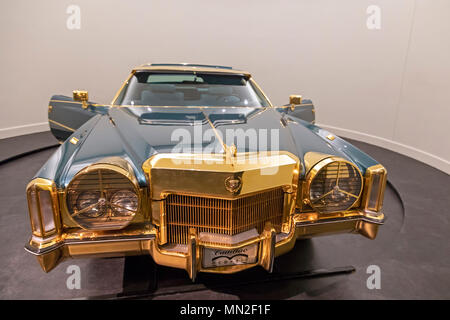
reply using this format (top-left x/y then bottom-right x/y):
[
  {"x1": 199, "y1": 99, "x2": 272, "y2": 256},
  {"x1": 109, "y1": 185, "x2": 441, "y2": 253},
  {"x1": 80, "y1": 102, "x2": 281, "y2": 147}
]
[
  {"x1": 48, "y1": 119, "x2": 76, "y2": 132},
  {"x1": 295, "y1": 215, "x2": 385, "y2": 227},
  {"x1": 24, "y1": 234, "x2": 156, "y2": 256}
]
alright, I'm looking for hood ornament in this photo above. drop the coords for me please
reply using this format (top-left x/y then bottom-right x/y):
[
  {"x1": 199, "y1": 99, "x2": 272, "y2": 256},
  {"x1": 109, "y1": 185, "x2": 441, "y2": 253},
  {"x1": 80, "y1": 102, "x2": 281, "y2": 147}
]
[{"x1": 225, "y1": 143, "x2": 237, "y2": 165}]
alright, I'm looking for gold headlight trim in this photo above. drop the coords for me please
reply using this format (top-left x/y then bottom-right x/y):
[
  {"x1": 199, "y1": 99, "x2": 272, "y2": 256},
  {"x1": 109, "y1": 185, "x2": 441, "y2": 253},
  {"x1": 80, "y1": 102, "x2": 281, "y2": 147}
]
[
  {"x1": 65, "y1": 159, "x2": 141, "y2": 230},
  {"x1": 305, "y1": 156, "x2": 363, "y2": 213}
]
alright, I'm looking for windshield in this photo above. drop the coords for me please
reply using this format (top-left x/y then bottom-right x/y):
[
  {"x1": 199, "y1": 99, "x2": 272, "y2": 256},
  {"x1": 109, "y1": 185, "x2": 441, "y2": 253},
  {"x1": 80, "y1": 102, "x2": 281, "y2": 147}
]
[{"x1": 113, "y1": 72, "x2": 271, "y2": 108}]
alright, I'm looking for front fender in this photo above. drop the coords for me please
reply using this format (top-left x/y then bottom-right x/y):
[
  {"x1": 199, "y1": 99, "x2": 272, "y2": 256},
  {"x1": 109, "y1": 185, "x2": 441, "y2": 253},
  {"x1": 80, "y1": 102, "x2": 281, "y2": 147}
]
[{"x1": 34, "y1": 114, "x2": 102, "y2": 187}]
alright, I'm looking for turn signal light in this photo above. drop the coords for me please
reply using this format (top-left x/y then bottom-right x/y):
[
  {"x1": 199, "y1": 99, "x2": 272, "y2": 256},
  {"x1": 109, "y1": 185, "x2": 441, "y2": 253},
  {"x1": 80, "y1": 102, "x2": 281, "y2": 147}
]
[
  {"x1": 363, "y1": 165, "x2": 387, "y2": 212},
  {"x1": 26, "y1": 178, "x2": 60, "y2": 238}
]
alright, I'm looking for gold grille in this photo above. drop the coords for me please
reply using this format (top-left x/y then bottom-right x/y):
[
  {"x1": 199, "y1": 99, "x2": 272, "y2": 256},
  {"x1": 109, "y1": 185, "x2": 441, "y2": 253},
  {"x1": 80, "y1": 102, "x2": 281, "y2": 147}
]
[{"x1": 164, "y1": 188, "x2": 285, "y2": 245}]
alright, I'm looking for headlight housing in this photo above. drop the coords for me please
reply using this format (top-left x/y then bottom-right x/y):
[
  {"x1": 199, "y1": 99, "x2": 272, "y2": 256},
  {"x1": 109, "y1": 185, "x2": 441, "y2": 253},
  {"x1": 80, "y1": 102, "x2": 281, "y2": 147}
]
[
  {"x1": 65, "y1": 162, "x2": 140, "y2": 230},
  {"x1": 306, "y1": 157, "x2": 363, "y2": 213}
]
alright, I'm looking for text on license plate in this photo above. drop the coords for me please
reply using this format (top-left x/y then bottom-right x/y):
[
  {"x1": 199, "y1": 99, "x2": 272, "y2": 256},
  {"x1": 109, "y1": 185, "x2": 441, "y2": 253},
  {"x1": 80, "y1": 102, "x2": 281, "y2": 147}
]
[{"x1": 202, "y1": 243, "x2": 259, "y2": 268}]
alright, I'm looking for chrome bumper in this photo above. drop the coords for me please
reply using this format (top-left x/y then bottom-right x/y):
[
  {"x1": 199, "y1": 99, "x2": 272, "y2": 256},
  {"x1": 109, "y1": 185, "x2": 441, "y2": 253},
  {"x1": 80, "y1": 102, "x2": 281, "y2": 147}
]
[{"x1": 25, "y1": 210, "x2": 384, "y2": 280}]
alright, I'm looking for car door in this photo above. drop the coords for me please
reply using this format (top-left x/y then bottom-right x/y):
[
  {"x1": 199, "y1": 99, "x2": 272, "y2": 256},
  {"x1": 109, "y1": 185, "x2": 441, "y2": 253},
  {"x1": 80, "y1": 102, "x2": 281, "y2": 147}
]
[{"x1": 47, "y1": 94, "x2": 98, "y2": 142}]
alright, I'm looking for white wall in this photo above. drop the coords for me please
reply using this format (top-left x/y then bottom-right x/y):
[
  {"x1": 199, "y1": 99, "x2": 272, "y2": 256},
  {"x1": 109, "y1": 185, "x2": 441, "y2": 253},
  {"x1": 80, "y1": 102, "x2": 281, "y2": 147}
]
[{"x1": 0, "y1": 0, "x2": 449, "y2": 173}]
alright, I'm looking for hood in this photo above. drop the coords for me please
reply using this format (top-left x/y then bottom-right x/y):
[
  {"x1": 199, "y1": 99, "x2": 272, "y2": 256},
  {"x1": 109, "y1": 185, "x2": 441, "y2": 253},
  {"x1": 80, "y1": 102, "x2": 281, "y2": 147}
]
[{"x1": 53, "y1": 106, "x2": 377, "y2": 187}]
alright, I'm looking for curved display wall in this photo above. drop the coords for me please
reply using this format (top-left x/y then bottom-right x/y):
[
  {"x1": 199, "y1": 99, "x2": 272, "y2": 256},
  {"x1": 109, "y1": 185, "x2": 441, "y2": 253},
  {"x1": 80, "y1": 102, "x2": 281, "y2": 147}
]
[{"x1": 0, "y1": 1, "x2": 448, "y2": 173}]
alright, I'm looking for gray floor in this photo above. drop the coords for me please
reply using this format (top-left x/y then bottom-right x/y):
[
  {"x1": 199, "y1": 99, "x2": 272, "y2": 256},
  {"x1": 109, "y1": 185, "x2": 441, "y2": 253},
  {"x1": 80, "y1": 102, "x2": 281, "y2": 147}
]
[
  {"x1": 0, "y1": 131, "x2": 58, "y2": 164},
  {"x1": 0, "y1": 132, "x2": 448, "y2": 299}
]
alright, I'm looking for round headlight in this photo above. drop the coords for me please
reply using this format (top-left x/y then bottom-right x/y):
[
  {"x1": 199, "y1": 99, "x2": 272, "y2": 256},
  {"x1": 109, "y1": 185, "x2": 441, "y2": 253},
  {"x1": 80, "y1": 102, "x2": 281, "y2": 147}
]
[
  {"x1": 66, "y1": 164, "x2": 140, "y2": 230},
  {"x1": 75, "y1": 191, "x2": 102, "y2": 217},
  {"x1": 306, "y1": 157, "x2": 363, "y2": 213},
  {"x1": 110, "y1": 190, "x2": 138, "y2": 216}
]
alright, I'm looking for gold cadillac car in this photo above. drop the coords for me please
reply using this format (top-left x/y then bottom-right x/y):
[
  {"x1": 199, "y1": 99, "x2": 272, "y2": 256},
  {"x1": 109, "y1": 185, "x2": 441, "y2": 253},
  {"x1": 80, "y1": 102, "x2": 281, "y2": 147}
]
[{"x1": 25, "y1": 63, "x2": 386, "y2": 280}]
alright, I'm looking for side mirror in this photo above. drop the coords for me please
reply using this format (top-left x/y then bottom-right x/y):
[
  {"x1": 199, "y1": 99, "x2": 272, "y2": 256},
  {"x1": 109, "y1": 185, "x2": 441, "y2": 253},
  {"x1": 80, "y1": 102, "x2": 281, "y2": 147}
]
[
  {"x1": 289, "y1": 95, "x2": 302, "y2": 111},
  {"x1": 73, "y1": 90, "x2": 89, "y2": 109}
]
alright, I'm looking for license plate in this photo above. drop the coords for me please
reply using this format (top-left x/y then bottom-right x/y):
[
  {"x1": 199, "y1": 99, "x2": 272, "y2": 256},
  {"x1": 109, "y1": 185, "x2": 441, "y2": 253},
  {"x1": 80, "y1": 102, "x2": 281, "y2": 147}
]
[{"x1": 202, "y1": 243, "x2": 259, "y2": 268}]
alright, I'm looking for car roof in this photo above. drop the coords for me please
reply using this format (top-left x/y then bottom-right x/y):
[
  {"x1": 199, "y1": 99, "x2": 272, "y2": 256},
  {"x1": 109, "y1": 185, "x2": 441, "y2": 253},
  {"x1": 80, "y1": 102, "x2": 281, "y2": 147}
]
[{"x1": 133, "y1": 63, "x2": 251, "y2": 77}]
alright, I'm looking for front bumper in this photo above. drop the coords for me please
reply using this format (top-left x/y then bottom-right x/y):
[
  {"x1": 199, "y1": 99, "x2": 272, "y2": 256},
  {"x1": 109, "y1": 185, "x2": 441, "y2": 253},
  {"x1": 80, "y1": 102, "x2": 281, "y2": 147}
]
[{"x1": 25, "y1": 210, "x2": 384, "y2": 280}]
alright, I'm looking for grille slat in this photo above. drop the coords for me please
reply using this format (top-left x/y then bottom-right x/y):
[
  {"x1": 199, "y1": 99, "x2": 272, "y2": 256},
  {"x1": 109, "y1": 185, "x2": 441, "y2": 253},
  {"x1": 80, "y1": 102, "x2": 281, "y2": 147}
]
[{"x1": 164, "y1": 188, "x2": 285, "y2": 245}]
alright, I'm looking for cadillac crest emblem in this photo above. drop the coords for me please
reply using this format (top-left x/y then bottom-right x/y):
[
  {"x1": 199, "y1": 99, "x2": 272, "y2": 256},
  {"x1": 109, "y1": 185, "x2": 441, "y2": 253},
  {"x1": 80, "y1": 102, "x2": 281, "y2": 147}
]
[{"x1": 224, "y1": 176, "x2": 242, "y2": 193}]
